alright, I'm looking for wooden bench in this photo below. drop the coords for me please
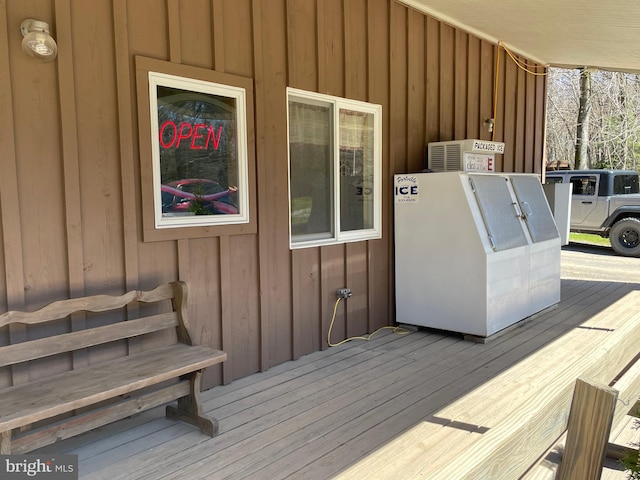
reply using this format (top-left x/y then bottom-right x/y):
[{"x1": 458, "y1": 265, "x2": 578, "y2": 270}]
[
  {"x1": 0, "y1": 281, "x2": 227, "y2": 454},
  {"x1": 335, "y1": 290, "x2": 640, "y2": 479}
]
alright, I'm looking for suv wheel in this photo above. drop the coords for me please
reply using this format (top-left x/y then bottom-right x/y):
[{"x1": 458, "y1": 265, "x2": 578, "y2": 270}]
[{"x1": 610, "y1": 217, "x2": 640, "y2": 257}]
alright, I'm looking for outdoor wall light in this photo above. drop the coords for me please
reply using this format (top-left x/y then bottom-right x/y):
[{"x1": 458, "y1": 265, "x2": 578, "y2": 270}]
[
  {"x1": 20, "y1": 19, "x2": 57, "y2": 62},
  {"x1": 484, "y1": 118, "x2": 495, "y2": 134}
]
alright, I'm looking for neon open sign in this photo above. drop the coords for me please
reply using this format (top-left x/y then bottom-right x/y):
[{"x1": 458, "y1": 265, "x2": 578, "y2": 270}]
[{"x1": 159, "y1": 120, "x2": 223, "y2": 150}]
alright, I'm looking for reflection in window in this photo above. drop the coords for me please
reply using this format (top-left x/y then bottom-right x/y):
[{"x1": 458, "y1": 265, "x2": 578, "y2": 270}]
[
  {"x1": 613, "y1": 174, "x2": 640, "y2": 195},
  {"x1": 544, "y1": 176, "x2": 564, "y2": 185},
  {"x1": 339, "y1": 109, "x2": 374, "y2": 232},
  {"x1": 287, "y1": 89, "x2": 382, "y2": 248},
  {"x1": 149, "y1": 72, "x2": 249, "y2": 228},
  {"x1": 288, "y1": 101, "x2": 333, "y2": 239},
  {"x1": 570, "y1": 176, "x2": 597, "y2": 195}
]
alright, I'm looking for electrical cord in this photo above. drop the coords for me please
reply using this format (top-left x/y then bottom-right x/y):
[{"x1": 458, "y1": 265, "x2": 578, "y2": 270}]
[
  {"x1": 491, "y1": 41, "x2": 548, "y2": 142},
  {"x1": 499, "y1": 41, "x2": 548, "y2": 76},
  {"x1": 327, "y1": 297, "x2": 410, "y2": 347}
]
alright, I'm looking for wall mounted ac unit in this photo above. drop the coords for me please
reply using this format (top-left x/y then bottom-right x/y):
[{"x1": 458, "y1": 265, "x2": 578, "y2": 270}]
[{"x1": 427, "y1": 139, "x2": 505, "y2": 173}]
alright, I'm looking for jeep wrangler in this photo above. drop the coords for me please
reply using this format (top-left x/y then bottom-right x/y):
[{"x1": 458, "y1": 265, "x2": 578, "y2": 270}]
[{"x1": 545, "y1": 169, "x2": 640, "y2": 257}]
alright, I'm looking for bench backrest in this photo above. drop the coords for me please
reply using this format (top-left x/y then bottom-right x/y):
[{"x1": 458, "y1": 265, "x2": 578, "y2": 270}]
[{"x1": 0, "y1": 281, "x2": 193, "y2": 369}]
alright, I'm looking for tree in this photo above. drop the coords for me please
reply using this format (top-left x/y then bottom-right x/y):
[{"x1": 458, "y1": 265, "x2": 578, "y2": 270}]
[
  {"x1": 575, "y1": 68, "x2": 591, "y2": 169},
  {"x1": 546, "y1": 68, "x2": 640, "y2": 171}
]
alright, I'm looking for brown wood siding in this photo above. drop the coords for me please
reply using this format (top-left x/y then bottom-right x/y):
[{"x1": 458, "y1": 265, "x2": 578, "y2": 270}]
[
  {"x1": 480, "y1": 41, "x2": 495, "y2": 142},
  {"x1": 288, "y1": 0, "x2": 321, "y2": 358},
  {"x1": 466, "y1": 36, "x2": 480, "y2": 140},
  {"x1": 0, "y1": 0, "x2": 22, "y2": 388},
  {"x1": 390, "y1": 2, "x2": 408, "y2": 174},
  {"x1": 253, "y1": 0, "x2": 292, "y2": 369},
  {"x1": 454, "y1": 30, "x2": 468, "y2": 140},
  {"x1": 407, "y1": 9, "x2": 425, "y2": 173},
  {"x1": 367, "y1": 0, "x2": 391, "y2": 331},
  {"x1": 0, "y1": 0, "x2": 547, "y2": 389},
  {"x1": 425, "y1": 16, "x2": 440, "y2": 145},
  {"x1": 535, "y1": 69, "x2": 547, "y2": 174},
  {"x1": 344, "y1": 1, "x2": 369, "y2": 341}
]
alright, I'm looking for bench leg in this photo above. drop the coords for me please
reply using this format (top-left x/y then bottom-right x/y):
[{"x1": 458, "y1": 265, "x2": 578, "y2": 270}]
[
  {"x1": 166, "y1": 371, "x2": 219, "y2": 437},
  {"x1": 1, "y1": 430, "x2": 11, "y2": 454}
]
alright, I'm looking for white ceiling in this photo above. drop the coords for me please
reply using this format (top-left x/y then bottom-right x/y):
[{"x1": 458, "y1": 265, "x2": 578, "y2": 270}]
[{"x1": 399, "y1": 0, "x2": 640, "y2": 73}]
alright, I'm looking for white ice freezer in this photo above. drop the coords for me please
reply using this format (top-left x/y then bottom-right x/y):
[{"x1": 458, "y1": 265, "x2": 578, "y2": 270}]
[{"x1": 394, "y1": 171, "x2": 561, "y2": 337}]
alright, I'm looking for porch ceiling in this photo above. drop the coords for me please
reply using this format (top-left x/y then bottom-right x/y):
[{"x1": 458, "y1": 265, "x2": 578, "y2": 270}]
[{"x1": 400, "y1": 0, "x2": 640, "y2": 73}]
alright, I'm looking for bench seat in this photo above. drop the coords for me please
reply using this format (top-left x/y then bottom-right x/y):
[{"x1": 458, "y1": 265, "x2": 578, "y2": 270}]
[{"x1": 0, "y1": 344, "x2": 225, "y2": 434}]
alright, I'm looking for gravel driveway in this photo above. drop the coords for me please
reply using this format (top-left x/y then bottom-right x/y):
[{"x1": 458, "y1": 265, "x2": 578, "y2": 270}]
[{"x1": 562, "y1": 242, "x2": 640, "y2": 283}]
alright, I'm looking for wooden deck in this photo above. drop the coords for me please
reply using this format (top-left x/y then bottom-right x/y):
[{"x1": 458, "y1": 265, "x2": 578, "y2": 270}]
[{"x1": 37, "y1": 277, "x2": 640, "y2": 479}]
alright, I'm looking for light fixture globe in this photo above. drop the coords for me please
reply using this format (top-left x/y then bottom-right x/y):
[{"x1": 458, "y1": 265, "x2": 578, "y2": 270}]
[{"x1": 21, "y1": 19, "x2": 57, "y2": 62}]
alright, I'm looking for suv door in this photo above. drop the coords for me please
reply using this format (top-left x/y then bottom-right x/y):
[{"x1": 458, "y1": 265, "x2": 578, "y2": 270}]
[{"x1": 569, "y1": 174, "x2": 605, "y2": 227}]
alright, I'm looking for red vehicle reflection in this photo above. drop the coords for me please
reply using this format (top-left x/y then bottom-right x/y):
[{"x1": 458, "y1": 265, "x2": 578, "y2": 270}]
[{"x1": 161, "y1": 179, "x2": 238, "y2": 215}]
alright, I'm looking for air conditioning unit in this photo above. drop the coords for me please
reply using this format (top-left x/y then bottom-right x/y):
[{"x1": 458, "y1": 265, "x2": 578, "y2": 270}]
[{"x1": 427, "y1": 139, "x2": 505, "y2": 172}]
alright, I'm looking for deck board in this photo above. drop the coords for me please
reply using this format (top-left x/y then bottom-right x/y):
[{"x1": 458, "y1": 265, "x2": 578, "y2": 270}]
[{"x1": 33, "y1": 278, "x2": 640, "y2": 479}]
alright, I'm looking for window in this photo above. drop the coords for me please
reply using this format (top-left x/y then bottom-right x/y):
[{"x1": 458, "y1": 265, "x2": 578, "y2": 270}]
[
  {"x1": 613, "y1": 174, "x2": 640, "y2": 195},
  {"x1": 287, "y1": 88, "x2": 382, "y2": 248},
  {"x1": 570, "y1": 175, "x2": 597, "y2": 195},
  {"x1": 150, "y1": 73, "x2": 249, "y2": 228},
  {"x1": 136, "y1": 56, "x2": 256, "y2": 242},
  {"x1": 544, "y1": 176, "x2": 564, "y2": 185}
]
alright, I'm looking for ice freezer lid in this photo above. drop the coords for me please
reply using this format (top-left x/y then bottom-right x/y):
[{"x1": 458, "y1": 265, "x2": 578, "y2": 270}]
[
  {"x1": 469, "y1": 175, "x2": 529, "y2": 251},
  {"x1": 509, "y1": 175, "x2": 560, "y2": 243}
]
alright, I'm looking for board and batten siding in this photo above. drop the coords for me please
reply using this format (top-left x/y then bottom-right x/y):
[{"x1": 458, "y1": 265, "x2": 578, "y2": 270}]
[{"x1": 0, "y1": 0, "x2": 546, "y2": 390}]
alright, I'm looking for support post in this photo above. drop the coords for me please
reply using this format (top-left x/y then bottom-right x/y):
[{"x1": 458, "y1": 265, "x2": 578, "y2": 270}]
[{"x1": 557, "y1": 377, "x2": 618, "y2": 480}]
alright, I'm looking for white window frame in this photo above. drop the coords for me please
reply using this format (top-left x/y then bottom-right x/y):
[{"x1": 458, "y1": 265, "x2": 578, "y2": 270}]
[
  {"x1": 148, "y1": 71, "x2": 250, "y2": 229},
  {"x1": 287, "y1": 87, "x2": 382, "y2": 249}
]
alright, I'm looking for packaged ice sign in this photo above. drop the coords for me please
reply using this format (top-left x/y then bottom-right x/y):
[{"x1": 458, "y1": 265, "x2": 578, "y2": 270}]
[
  {"x1": 464, "y1": 152, "x2": 495, "y2": 172},
  {"x1": 395, "y1": 175, "x2": 419, "y2": 203},
  {"x1": 471, "y1": 140, "x2": 505, "y2": 154}
]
